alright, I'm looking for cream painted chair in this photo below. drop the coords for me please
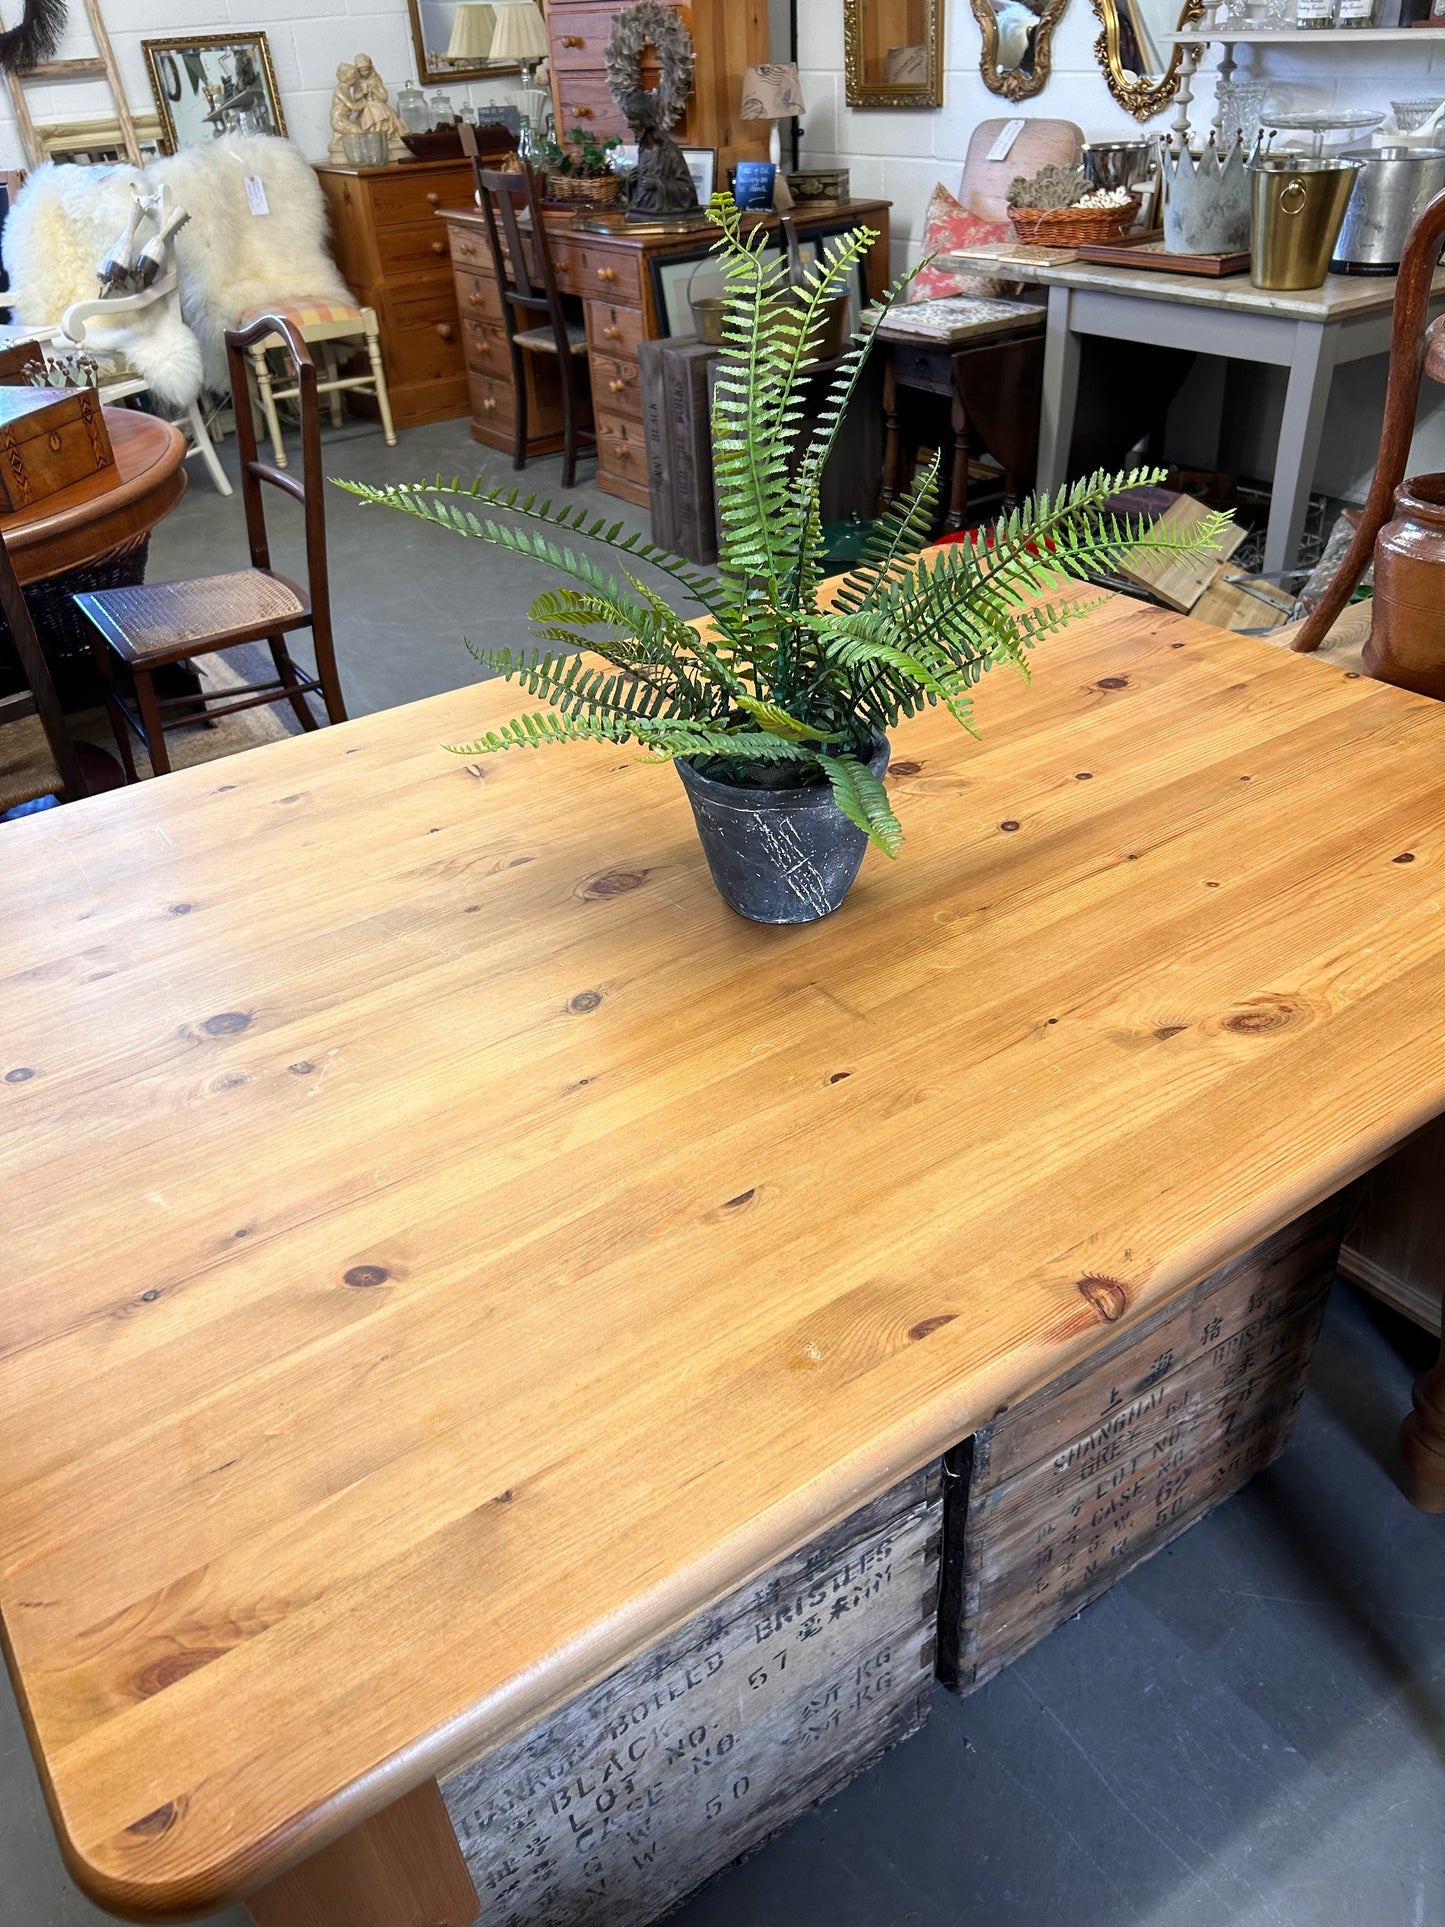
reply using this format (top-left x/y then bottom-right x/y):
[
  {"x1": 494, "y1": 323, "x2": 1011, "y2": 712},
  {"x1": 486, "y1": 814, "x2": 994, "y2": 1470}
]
[{"x1": 237, "y1": 296, "x2": 396, "y2": 471}]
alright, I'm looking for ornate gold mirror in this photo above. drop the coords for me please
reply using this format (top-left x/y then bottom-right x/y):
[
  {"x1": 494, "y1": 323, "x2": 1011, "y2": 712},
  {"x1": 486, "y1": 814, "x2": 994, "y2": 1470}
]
[
  {"x1": 844, "y1": 0, "x2": 944, "y2": 109},
  {"x1": 406, "y1": 0, "x2": 524, "y2": 86},
  {"x1": 970, "y1": 0, "x2": 1069, "y2": 102},
  {"x1": 1089, "y1": 0, "x2": 1205, "y2": 121}
]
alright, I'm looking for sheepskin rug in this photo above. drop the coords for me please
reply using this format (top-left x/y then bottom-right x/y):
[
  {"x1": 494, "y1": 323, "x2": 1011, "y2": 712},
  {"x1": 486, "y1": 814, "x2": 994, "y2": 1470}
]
[
  {"x1": 1, "y1": 161, "x2": 204, "y2": 408},
  {"x1": 150, "y1": 136, "x2": 352, "y2": 391}
]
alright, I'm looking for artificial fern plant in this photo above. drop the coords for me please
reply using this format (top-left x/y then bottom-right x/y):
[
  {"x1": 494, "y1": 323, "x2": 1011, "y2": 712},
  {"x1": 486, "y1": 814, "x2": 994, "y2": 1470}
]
[{"x1": 340, "y1": 195, "x2": 1225, "y2": 858}]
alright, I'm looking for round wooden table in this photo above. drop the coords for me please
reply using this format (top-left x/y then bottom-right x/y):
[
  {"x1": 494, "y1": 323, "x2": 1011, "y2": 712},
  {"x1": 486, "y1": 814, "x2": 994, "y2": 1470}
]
[{"x1": 0, "y1": 408, "x2": 188, "y2": 587}]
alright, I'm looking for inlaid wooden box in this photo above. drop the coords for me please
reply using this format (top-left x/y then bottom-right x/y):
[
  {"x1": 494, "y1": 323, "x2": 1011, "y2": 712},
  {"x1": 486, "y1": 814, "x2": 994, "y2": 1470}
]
[
  {"x1": 440, "y1": 1463, "x2": 941, "y2": 1927},
  {"x1": 0, "y1": 384, "x2": 117, "y2": 512},
  {"x1": 938, "y1": 1197, "x2": 1349, "y2": 1693}
]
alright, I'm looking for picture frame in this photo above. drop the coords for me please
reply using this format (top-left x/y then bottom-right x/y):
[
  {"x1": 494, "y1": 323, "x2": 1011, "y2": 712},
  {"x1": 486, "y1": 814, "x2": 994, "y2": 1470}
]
[
  {"x1": 142, "y1": 33, "x2": 286, "y2": 154},
  {"x1": 647, "y1": 223, "x2": 869, "y2": 338},
  {"x1": 679, "y1": 146, "x2": 717, "y2": 206}
]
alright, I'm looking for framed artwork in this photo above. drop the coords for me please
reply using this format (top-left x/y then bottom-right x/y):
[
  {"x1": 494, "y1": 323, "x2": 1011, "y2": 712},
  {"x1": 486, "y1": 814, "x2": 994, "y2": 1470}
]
[
  {"x1": 142, "y1": 33, "x2": 287, "y2": 153},
  {"x1": 648, "y1": 224, "x2": 869, "y2": 338},
  {"x1": 680, "y1": 147, "x2": 717, "y2": 205}
]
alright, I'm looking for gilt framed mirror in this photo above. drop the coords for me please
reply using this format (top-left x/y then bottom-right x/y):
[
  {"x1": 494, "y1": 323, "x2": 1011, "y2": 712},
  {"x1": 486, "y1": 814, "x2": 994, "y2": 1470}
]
[
  {"x1": 407, "y1": 0, "x2": 524, "y2": 85},
  {"x1": 844, "y1": 0, "x2": 944, "y2": 109},
  {"x1": 970, "y1": 0, "x2": 1069, "y2": 101},
  {"x1": 1089, "y1": 0, "x2": 1206, "y2": 120}
]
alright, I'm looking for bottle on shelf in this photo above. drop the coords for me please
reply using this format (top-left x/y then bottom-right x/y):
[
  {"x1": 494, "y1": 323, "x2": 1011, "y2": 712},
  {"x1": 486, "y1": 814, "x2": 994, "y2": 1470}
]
[
  {"x1": 1294, "y1": 0, "x2": 1334, "y2": 24},
  {"x1": 1335, "y1": 0, "x2": 1375, "y2": 24}
]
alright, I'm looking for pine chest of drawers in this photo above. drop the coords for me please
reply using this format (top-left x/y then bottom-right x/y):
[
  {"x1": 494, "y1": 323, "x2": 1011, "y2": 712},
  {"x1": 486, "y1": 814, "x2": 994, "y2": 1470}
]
[{"x1": 316, "y1": 158, "x2": 474, "y2": 430}]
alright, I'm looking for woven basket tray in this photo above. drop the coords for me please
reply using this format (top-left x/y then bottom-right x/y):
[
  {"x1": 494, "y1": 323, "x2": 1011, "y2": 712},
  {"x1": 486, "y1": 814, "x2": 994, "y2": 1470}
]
[
  {"x1": 546, "y1": 172, "x2": 621, "y2": 207},
  {"x1": 1009, "y1": 197, "x2": 1140, "y2": 247}
]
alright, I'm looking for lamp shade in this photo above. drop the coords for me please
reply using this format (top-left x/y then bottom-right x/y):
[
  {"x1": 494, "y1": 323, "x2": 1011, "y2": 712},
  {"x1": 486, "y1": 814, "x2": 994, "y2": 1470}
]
[
  {"x1": 740, "y1": 62, "x2": 805, "y2": 121},
  {"x1": 446, "y1": 3, "x2": 496, "y2": 60},
  {"x1": 488, "y1": 1, "x2": 548, "y2": 62}
]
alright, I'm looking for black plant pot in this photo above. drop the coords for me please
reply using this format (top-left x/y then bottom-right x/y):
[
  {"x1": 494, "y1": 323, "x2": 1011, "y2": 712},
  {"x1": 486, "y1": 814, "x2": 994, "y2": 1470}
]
[{"x1": 675, "y1": 738, "x2": 891, "y2": 924}]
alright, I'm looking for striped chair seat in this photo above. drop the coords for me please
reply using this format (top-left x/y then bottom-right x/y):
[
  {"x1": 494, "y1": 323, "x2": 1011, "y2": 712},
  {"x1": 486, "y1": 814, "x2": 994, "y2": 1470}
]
[{"x1": 238, "y1": 298, "x2": 365, "y2": 333}]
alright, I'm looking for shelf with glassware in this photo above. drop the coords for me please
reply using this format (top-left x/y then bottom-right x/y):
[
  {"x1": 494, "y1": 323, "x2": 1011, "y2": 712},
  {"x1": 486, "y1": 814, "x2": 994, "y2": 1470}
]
[{"x1": 1168, "y1": 23, "x2": 1445, "y2": 36}]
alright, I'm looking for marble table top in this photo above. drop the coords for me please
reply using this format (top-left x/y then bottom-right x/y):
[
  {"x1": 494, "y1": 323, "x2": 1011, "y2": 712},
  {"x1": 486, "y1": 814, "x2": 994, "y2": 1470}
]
[{"x1": 937, "y1": 244, "x2": 1445, "y2": 322}]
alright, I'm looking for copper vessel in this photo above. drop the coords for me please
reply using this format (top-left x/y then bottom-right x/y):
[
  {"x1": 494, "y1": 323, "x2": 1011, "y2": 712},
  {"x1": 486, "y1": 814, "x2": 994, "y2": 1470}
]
[{"x1": 1363, "y1": 472, "x2": 1445, "y2": 699}]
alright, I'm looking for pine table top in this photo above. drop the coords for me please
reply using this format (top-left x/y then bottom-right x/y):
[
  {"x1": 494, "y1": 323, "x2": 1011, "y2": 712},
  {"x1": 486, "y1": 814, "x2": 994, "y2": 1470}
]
[{"x1": 4, "y1": 592, "x2": 1445, "y2": 1918}]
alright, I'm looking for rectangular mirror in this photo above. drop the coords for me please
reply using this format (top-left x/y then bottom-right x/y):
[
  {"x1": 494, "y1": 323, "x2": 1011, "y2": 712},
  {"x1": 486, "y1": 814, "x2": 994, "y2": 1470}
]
[
  {"x1": 142, "y1": 33, "x2": 286, "y2": 151},
  {"x1": 844, "y1": 0, "x2": 944, "y2": 109},
  {"x1": 408, "y1": 0, "x2": 523, "y2": 85}
]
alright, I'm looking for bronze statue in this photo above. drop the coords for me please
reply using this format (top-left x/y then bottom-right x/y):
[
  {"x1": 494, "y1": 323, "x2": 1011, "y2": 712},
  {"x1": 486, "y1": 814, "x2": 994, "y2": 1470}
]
[{"x1": 622, "y1": 84, "x2": 698, "y2": 221}]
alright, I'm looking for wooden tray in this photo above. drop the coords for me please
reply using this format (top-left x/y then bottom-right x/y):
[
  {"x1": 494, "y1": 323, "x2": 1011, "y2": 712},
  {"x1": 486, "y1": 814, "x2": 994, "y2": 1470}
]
[{"x1": 1075, "y1": 231, "x2": 1251, "y2": 276}]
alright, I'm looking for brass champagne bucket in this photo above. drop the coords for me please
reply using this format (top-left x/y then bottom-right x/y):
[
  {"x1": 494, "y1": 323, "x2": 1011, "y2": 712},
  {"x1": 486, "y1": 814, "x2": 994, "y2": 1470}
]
[{"x1": 1249, "y1": 154, "x2": 1363, "y2": 290}]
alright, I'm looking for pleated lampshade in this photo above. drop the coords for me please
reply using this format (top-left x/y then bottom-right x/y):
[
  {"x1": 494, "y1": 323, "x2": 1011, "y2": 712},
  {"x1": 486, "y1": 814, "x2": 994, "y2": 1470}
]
[
  {"x1": 487, "y1": 1, "x2": 548, "y2": 62},
  {"x1": 446, "y1": 4, "x2": 496, "y2": 60}
]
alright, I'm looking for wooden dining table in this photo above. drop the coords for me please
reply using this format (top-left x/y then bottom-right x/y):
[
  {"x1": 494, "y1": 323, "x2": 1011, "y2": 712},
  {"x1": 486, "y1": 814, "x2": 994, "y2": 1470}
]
[{"x1": 3, "y1": 588, "x2": 1445, "y2": 1926}]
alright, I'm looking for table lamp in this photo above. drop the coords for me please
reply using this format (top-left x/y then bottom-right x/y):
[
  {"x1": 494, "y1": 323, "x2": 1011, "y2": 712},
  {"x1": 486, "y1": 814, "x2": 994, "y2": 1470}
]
[
  {"x1": 740, "y1": 62, "x2": 806, "y2": 210},
  {"x1": 488, "y1": 0, "x2": 547, "y2": 84},
  {"x1": 445, "y1": 3, "x2": 496, "y2": 63}
]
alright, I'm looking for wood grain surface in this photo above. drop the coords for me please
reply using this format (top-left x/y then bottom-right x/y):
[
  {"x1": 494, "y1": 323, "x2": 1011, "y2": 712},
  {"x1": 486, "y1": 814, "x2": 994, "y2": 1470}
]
[
  {"x1": 0, "y1": 408, "x2": 187, "y2": 586},
  {"x1": 5, "y1": 591, "x2": 1445, "y2": 1919}
]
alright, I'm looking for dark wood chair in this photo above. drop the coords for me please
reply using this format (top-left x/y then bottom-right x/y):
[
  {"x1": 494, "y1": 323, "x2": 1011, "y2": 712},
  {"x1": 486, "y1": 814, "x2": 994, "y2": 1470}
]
[
  {"x1": 1292, "y1": 187, "x2": 1445, "y2": 656},
  {"x1": 0, "y1": 527, "x2": 88, "y2": 812},
  {"x1": 472, "y1": 158, "x2": 594, "y2": 488},
  {"x1": 74, "y1": 313, "x2": 344, "y2": 779}
]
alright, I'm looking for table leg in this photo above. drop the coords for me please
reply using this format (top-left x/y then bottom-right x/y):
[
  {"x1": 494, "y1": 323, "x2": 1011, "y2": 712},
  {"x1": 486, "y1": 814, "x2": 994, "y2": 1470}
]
[
  {"x1": 1263, "y1": 319, "x2": 1339, "y2": 577},
  {"x1": 881, "y1": 354, "x2": 902, "y2": 507},
  {"x1": 1037, "y1": 284, "x2": 1078, "y2": 496},
  {"x1": 947, "y1": 389, "x2": 969, "y2": 530},
  {"x1": 1401, "y1": 1340, "x2": 1445, "y2": 1513},
  {"x1": 246, "y1": 1780, "x2": 479, "y2": 1927}
]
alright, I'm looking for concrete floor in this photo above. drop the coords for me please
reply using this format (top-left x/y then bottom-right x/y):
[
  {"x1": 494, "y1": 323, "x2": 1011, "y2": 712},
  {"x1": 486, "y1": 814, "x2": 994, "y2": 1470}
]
[{"x1": 4, "y1": 416, "x2": 1443, "y2": 1927}]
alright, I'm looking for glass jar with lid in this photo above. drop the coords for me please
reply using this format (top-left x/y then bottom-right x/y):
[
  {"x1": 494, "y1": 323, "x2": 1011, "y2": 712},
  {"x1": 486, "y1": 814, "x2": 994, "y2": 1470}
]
[
  {"x1": 428, "y1": 89, "x2": 456, "y2": 125},
  {"x1": 396, "y1": 81, "x2": 431, "y2": 131}
]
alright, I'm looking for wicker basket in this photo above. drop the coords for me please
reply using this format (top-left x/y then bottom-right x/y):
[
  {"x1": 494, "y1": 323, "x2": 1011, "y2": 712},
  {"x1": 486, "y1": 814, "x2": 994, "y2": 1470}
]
[
  {"x1": 546, "y1": 171, "x2": 622, "y2": 208},
  {"x1": 1008, "y1": 196, "x2": 1141, "y2": 247}
]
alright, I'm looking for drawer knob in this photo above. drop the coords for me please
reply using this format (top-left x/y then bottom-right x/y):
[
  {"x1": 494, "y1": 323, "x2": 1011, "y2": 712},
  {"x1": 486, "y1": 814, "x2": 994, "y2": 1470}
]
[
  {"x1": 431, "y1": 239, "x2": 447, "y2": 255},
  {"x1": 469, "y1": 292, "x2": 487, "y2": 305},
  {"x1": 562, "y1": 32, "x2": 584, "y2": 45},
  {"x1": 570, "y1": 104, "x2": 593, "y2": 118},
  {"x1": 596, "y1": 265, "x2": 616, "y2": 282},
  {"x1": 482, "y1": 396, "x2": 496, "y2": 411},
  {"x1": 436, "y1": 322, "x2": 454, "y2": 341},
  {"x1": 602, "y1": 324, "x2": 621, "y2": 340},
  {"x1": 427, "y1": 191, "x2": 440, "y2": 206},
  {"x1": 458, "y1": 240, "x2": 475, "y2": 257}
]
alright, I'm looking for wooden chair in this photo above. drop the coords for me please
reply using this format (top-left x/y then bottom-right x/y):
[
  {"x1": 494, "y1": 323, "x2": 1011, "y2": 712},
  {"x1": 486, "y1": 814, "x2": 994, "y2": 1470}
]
[
  {"x1": 74, "y1": 314, "x2": 345, "y2": 780},
  {"x1": 1292, "y1": 187, "x2": 1445, "y2": 656},
  {"x1": 472, "y1": 159, "x2": 594, "y2": 488},
  {"x1": 240, "y1": 298, "x2": 396, "y2": 472},
  {"x1": 0, "y1": 527, "x2": 88, "y2": 812}
]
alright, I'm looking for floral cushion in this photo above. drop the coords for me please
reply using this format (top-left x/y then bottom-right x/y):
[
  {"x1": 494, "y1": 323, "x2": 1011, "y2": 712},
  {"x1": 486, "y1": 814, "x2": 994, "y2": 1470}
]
[
  {"x1": 237, "y1": 298, "x2": 365, "y2": 332},
  {"x1": 908, "y1": 184, "x2": 1014, "y2": 303}
]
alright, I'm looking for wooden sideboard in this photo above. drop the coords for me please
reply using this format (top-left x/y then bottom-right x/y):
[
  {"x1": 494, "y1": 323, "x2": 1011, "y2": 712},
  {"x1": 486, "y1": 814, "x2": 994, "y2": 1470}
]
[
  {"x1": 545, "y1": 0, "x2": 770, "y2": 166},
  {"x1": 316, "y1": 157, "x2": 474, "y2": 430},
  {"x1": 441, "y1": 198, "x2": 892, "y2": 505}
]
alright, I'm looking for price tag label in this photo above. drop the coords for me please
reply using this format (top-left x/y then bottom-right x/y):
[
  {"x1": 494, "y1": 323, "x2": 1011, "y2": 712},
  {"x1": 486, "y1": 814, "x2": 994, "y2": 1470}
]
[
  {"x1": 986, "y1": 118, "x2": 1027, "y2": 163},
  {"x1": 244, "y1": 173, "x2": 270, "y2": 216}
]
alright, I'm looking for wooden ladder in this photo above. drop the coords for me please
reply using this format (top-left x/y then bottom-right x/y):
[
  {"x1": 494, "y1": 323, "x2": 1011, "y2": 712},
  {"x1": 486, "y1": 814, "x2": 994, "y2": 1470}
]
[{"x1": 0, "y1": 0, "x2": 140, "y2": 167}]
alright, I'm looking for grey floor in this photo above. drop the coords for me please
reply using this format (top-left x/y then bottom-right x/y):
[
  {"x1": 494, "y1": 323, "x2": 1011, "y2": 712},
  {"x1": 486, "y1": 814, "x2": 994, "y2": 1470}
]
[{"x1": 4, "y1": 417, "x2": 1443, "y2": 1927}]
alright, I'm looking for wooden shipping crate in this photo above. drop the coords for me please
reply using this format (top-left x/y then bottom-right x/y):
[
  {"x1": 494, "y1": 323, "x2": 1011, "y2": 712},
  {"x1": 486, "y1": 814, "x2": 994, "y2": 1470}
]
[
  {"x1": 441, "y1": 1463, "x2": 941, "y2": 1927},
  {"x1": 0, "y1": 384, "x2": 117, "y2": 512},
  {"x1": 938, "y1": 1197, "x2": 1349, "y2": 1693}
]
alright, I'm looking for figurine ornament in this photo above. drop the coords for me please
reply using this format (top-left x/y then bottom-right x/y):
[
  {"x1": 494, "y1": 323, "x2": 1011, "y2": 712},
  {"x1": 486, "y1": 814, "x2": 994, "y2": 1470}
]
[{"x1": 603, "y1": 1, "x2": 701, "y2": 222}]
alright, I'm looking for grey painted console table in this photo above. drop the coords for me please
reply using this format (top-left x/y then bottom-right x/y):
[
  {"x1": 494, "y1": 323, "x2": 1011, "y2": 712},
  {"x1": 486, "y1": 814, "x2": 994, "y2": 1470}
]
[{"x1": 939, "y1": 245, "x2": 1445, "y2": 574}]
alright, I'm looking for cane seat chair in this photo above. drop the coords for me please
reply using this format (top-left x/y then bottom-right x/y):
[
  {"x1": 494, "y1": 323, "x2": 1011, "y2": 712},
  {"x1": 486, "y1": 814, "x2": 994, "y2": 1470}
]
[
  {"x1": 472, "y1": 157, "x2": 594, "y2": 487},
  {"x1": 74, "y1": 314, "x2": 345, "y2": 780},
  {"x1": 1292, "y1": 188, "x2": 1445, "y2": 656}
]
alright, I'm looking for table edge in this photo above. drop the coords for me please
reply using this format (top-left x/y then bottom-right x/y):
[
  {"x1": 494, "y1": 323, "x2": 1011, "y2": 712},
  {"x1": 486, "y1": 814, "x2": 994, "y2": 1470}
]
[{"x1": 25, "y1": 1087, "x2": 1443, "y2": 1921}]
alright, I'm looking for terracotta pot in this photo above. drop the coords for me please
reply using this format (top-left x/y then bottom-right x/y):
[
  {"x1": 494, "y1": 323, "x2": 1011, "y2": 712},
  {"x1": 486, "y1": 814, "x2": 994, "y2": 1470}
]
[{"x1": 1364, "y1": 472, "x2": 1445, "y2": 700}]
